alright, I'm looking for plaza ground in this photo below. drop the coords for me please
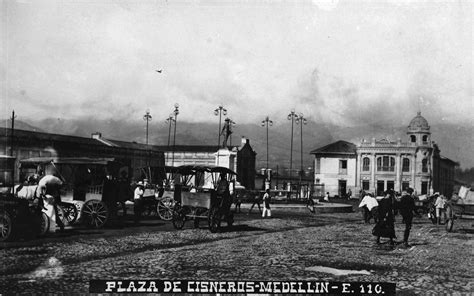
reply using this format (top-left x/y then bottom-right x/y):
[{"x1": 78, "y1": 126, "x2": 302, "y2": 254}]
[{"x1": 0, "y1": 204, "x2": 472, "y2": 295}]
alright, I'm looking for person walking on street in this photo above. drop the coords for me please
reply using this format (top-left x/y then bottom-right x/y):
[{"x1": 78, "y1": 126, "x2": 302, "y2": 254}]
[
  {"x1": 397, "y1": 188, "x2": 416, "y2": 247},
  {"x1": 249, "y1": 192, "x2": 262, "y2": 214},
  {"x1": 434, "y1": 193, "x2": 447, "y2": 225},
  {"x1": 359, "y1": 192, "x2": 378, "y2": 224},
  {"x1": 374, "y1": 190, "x2": 396, "y2": 247},
  {"x1": 133, "y1": 181, "x2": 145, "y2": 224},
  {"x1": 262, "y1": 189, "x2": 272, "y2": 218}
]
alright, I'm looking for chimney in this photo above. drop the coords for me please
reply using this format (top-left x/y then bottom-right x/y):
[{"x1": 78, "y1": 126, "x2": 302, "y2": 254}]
[{"x1": 91, "y1": 132, "x2": 102, "y2": 139}]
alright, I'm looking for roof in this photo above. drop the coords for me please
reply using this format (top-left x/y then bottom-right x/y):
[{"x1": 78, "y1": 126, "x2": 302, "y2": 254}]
[
  {"x1": 310, "y1": 140, "x2": 357, "y2": 155},
  {"x1": 408, "y1": 112, "x2": 430, "y2": 132}
]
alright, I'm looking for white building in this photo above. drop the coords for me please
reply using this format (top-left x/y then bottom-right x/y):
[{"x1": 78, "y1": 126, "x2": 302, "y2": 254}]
[{"x1": 310, "y1": 113, "x2": 457, "y2": 197}]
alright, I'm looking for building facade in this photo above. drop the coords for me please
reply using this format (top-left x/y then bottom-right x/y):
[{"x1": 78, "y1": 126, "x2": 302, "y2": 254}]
[
  {"x1": 311, "y1": 113, "x2": 458, "y2": 197},
  {"x1": 1, "y1": 128, "x2": 164, "y2": 185}
]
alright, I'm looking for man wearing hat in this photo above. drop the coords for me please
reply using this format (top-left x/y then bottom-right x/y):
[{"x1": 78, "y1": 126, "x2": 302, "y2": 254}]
[
  {"x1": 398, "y1": 187, "x2": 416, "y2": 248},
  {"x1": 133, "y1": 181, "x2": 145, "y2": 224}
]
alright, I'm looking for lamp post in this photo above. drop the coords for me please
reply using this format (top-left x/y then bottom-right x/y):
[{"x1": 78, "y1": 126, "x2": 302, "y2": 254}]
[
  {"x1": 295, "y1": 113, "x2": 307, "y2": 198},
  {"x1": 172, "y1": 103, "x2": 179, "y2": 166},
  {"x1": 165, "y1": 113, "x2": 175, "y2": 165},
  {"x1": 214, "y1": 105, "x2": 227, "y2": 148},
  {"x1": 287, "y1": 109, "x2": 297, "y2": 180},
  {"x1": 261, "y1": 116, "x2": 273, "y2": 172},
  {"x1": 143, "y1": 109, "x2": 152, "y2": 145}
]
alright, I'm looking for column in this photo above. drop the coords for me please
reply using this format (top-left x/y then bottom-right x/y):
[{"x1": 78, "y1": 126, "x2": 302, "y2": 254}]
[
  {"x1": 371, "y1": 153, "x2": 376, "y2": 193},
  {"x1": 395, "y1": 153, "x2": 401, "y2": 192},
  {"x1": 411, "y1": 153, "x2": 416, "y2": 192},
  {"x1": 356, "y1": 153, "x2": 361, "y2": 188}
]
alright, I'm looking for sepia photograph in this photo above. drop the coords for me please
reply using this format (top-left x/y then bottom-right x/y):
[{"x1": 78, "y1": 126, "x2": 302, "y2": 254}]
[{"x1": 1, "y1": 0, "x2": 473, "y2": 294}]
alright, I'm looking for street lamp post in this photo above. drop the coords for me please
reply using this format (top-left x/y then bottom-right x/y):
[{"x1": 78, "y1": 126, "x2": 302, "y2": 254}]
[
  {"x1": 287, "y1": 109, "x2": 297, "y2": 180},
  {"x1": 214, "y1": 105, "x2": 227, "y2": 148},
  {"x1": 295, "y1": 113, "x2": 307, "y2": 198},
  {"x1": 165, "y1": 113, "x2": 175, "y2": 165},
  {"x1": 143, "y1": 109, "x2": 152, "y2": 145},
  {"x1": 261, "y1": 116, "x2": 273, "y2": 173},
  {"x1": 172, "y1": 103, "x2": 179, "y2": 166}
]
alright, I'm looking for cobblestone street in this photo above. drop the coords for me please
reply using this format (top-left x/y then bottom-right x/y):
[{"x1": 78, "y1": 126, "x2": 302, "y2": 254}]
[{"x1": 0, "y1": 208, "x2": 473, "y2": 295}]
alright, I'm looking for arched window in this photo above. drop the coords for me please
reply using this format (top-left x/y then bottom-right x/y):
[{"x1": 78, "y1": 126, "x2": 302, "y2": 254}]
[
  {"x1": 362, "y1": 157, "x2": 370, "y2": 171},
  {"x1": 410, "y1": 135, "x2": 416, "y2": 143},
  {"x1": 422, "y1": 159, "x2": 428, "y2": 173},
  {"x1": 402, "y1": 158, "x2": 410, "y2": 172},
  {"x1": 422, "y1": 135, "x2": 428, "y2": 144},
  {"x1": 377, "y1": 156, "x2": 395, "y2": 172}
]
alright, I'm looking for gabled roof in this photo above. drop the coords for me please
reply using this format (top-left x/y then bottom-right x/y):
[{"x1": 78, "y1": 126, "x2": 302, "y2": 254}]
[{"x1": 310, "y1": 140, "x2": 357, "y2": 155}]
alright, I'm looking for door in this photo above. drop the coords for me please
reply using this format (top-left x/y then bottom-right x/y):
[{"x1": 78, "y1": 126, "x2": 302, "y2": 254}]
[
  {"x1": 387, "y1": 181, "x2": 394, "y2": 191},
  {"x1": 338, "y1": 180, "x2": 347, "y2": 198},
  {"x1": 377, "y1": 180, "x2": 385, "y2": 196}
]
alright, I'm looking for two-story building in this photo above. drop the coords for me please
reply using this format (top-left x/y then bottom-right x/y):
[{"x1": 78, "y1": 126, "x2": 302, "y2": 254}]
[{"x1": 311, "y1": 112, "x2": 458, "y2": 197}]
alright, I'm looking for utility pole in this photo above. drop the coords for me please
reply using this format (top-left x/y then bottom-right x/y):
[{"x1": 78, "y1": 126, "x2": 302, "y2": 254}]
[
  {"x1": 295, "y1": 113, "x2": 307, "y2": 198},
  {"x1": 172, "y1": 103, "x2": 179, "y2": 166},
  {"x1": 10, "y1": 110, "x2": 16, "y2": 157},
  {"x1": 261, "y1": 115, "x2": 273, "y2": 174},
  {"x1": 165, "y1": 114, "x2": 175, "y2": 165},
  {"x1": 143, "y1": 109, "x2": 152, "y2": 145},
  {"x1": 287, "y1": 109, "x2": 297, "y2": 180}
]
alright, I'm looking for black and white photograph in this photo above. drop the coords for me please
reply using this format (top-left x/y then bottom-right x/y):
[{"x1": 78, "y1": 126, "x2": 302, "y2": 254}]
[{"x1": 1, "y1": 0, "x2": 473, "y2": 294}]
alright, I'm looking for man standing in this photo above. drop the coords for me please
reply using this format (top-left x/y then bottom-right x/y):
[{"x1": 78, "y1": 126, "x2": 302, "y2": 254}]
[
  {"x1": 398, "y1": 188, "x2": 416, "y2": 248},
  {"x1": 133, "y1": 181, "x2": 145, "y2": 224},
  {"x1": 262, "y1": 189, "x2": 272, "y2": 218}
]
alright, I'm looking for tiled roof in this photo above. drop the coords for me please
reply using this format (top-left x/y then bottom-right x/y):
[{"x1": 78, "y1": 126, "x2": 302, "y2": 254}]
[{"x1": 310, "y1": 140, "x2": 357, "y2": 155}]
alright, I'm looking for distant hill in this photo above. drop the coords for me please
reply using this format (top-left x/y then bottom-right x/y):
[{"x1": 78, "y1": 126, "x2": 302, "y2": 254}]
[{"x1": 4, "y1": 117, "x2": 473, "y2": 170}]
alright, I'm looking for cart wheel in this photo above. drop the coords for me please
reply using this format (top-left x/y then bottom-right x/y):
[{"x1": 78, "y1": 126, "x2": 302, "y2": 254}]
[
  {"x1": 0, "y1": 211, "x2": 15, "y2": 242},
  {"x1": 82, "y1": 200, "x2": 109, "y2": 229},
  {"x1": 172, "y1": 204, "x2": 186, "y2": 230},
  {"x1": 157, "y1": 197, "x2": 174, "y2": 221},
  {"x1": 59, "y1": 203, "x2": 78, "y2": 226},
  {"x1": 208, "y1": 207, "x2": 221, "y2": 233},
  {"x1": 39, "y1": 212, "x2": 50, "y2": 236}
]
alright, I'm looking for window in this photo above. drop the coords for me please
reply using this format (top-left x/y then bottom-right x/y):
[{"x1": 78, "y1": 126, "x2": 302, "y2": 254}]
[
  {"x1": 422, "y1": 159, "x2": 428, "y2": 173},
  {"x1": 315, "y1": 158, "x2": 321, "y2": 174},
  {"x1": 422, "y1": 135, "x2": 428, "y2": 144},
  {"x1": 362, "y1": 180, "x2": 370, "y2": 191},
  {"x1": 362, "y1": 157, "x2": 370, "y2": 171},
  {"x1": 339, "y1": 160, "x2": 347, "y2": 174},
  {"x1": 402, "y1": 158, "x2": 410, "y2": 172},
  {"x1": 410, "y1": 135, "x2": 416, "y2": 143},
  {"x1": 377, "y1": 156, "x2": 395, "y2": 172}
]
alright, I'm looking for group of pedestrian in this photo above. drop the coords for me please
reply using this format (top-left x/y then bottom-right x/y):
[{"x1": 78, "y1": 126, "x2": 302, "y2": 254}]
[{"x1": 360, "y1": 188, "x2": 416, "y2": 248}]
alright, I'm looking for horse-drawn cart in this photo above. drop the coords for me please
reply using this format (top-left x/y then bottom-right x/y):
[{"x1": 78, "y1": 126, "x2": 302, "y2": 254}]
[
  {"x1": 19, "y1": 157, "x2": 131, "y2": 231},
  {"x1": 171, "y1": 165, "x2": 236, "y2": 233},
  {"x1": 444, "y1": 186, "x2": 474, "y2": 232}
]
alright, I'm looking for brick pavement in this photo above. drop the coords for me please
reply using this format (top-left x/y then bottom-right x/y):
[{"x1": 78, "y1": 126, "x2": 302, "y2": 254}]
[{"x1": 0, "y1": 211, "x2": 472, "y2": 294}]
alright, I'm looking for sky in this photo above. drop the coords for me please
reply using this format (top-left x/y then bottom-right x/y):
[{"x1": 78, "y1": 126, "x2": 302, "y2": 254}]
[{"x1": 1, "y1": 0, "x2": 473, "y2": 129}]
